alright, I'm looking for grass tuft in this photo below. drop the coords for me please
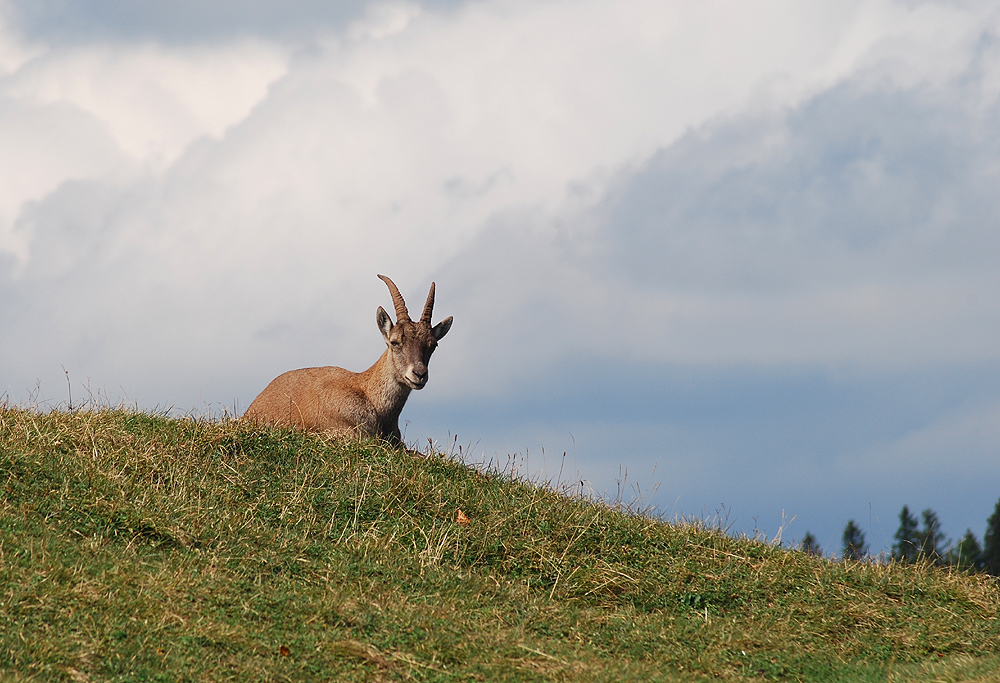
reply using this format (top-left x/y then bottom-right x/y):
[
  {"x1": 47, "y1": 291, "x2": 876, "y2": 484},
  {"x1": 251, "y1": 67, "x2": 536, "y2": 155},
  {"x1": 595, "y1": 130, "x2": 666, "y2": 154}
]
[{"x1": 1, "y1": 407, "x2": 999, "y2": 681}]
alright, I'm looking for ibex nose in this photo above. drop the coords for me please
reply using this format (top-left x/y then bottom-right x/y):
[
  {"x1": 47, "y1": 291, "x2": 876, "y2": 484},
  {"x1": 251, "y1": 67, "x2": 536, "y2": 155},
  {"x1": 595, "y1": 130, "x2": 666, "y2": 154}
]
[{"x1": 413, "y1": 367, "x2": 427, "y2": 382}]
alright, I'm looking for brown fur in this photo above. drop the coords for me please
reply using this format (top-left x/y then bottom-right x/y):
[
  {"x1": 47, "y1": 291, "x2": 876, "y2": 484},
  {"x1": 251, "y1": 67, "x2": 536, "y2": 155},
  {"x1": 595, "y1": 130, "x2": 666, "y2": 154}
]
[{"x1": 245, "y1": 275, "x2": 453, "y2": 445}]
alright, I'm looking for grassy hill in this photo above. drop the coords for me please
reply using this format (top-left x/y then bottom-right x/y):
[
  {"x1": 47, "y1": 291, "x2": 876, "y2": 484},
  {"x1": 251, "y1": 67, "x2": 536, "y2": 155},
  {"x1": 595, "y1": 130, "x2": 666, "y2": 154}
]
[{"x1": 1, "y1": 407, "x2": 999, "y2": 682}]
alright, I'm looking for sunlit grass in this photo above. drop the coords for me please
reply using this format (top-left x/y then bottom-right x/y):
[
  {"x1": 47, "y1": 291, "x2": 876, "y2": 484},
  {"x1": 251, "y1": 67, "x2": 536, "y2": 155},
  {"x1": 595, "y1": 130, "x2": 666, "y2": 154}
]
[{"x1": 1, "y1": 407, "x2": 998, "y2": 681}]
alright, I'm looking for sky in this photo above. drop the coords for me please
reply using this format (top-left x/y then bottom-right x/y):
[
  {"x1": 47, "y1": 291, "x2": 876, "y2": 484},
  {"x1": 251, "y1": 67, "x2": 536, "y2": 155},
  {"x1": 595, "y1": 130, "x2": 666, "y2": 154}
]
[{"x1": 2, "y1": 0, "x2": 999, "y2": 556}]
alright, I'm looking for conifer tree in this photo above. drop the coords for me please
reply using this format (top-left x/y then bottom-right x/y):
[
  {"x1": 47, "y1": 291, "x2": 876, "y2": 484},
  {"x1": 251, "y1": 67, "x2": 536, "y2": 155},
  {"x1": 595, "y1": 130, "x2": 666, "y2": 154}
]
[
  {"x1": 983, "y1": 496, "x2": 1000, "y2": 576},
  {"x1": 800, "y1": 531, "x2": 821, "y2": 557},
  {"x1": 891, "y1": 505, "x2": 920, "y2": 563},
  {"x1": 841, "y1": 520, "x2": 868, "y2": 561},
  {"x1": 918, "y1": 508, "x2": 947, "y2": 564},
  {"x1": 948, "y1": 529, "x2": 982, "y2": 571}
]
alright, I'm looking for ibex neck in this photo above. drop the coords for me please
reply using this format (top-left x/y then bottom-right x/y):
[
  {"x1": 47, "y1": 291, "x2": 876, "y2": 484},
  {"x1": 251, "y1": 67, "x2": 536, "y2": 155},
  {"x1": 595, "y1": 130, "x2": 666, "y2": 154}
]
[{"x1": 363, "y1": 350, "x2": 412, "y2": 414}]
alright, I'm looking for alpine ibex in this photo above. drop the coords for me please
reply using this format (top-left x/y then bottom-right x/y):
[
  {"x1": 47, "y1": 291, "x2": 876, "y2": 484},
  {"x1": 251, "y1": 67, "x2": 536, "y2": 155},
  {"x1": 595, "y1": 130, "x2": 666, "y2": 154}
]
[{"x1": 245, "y1": 275, "x2": 453, "y2": 445}]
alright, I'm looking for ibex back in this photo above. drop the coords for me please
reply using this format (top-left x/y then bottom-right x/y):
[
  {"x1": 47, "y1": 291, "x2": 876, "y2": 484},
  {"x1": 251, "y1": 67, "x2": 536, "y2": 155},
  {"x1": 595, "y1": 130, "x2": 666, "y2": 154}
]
[{"x1": 245, "y1": 275, "x2": 453, "y2": 445}]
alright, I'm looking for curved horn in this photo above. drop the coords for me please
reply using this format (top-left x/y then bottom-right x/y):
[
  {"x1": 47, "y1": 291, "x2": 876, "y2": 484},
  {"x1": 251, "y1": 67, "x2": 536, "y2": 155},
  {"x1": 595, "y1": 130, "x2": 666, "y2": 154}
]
[
  {"x1": 421, "y1": 282, "x2": 436, "y2": 323},
  {"x1": 378, "y1": 274, "x2": 410, "y2": 322}
]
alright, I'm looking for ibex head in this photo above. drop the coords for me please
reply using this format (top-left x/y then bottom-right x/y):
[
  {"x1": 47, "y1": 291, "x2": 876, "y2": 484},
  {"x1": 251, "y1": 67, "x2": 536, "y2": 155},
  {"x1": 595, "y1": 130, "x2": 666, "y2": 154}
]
[{"x1": 376, "y1": 274, "x2": 453, "y2": 390}]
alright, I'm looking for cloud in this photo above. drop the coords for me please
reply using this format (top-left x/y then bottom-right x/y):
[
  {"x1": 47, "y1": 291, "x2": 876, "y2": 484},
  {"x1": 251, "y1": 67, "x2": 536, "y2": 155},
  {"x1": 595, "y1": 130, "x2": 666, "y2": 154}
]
[
  {"x1": 5, "y1": 0, "x2": 374, "y2": 43},
  {"x1": 2, "y1": 41, "x2": 289, "y2": 162},
  {"x1": 0, "y1": 11, "x2": 289, "y2": 257},
  {"x1": 0, "y1": 94, "x2": 132, "y2": 259},
  {"x1": 434, "y1": 63, "x2": 1000, "y2": 382}
]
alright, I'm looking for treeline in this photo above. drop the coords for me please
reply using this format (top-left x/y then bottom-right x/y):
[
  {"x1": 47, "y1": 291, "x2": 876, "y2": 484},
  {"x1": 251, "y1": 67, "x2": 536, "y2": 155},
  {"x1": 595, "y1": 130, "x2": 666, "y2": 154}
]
[{"x1": 798, "y1": 496, "x2": 1000, "y2": 574}]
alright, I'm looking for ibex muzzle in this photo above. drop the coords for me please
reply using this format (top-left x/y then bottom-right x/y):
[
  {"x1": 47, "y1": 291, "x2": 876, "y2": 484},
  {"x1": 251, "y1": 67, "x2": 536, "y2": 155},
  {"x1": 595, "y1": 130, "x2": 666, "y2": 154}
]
[{"x1": 245, "y1": 275, "x2": 453, "y2": 445}]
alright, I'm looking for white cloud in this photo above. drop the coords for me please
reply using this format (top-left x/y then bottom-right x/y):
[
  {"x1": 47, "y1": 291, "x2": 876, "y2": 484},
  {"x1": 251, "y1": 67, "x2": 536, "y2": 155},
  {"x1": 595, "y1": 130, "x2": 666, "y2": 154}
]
[
  {"x1": 1, "y1": 40, "x2": 289, "y2": 163},
  {"x1": 0, "y1": 4, "x2": 41, "y2": 76},
  {"x1": 0, "y1": 15, "x2": 288, "y2": 258},
  {"x1": 0, "y1": 95, "x2": 132, "y2": 260}
]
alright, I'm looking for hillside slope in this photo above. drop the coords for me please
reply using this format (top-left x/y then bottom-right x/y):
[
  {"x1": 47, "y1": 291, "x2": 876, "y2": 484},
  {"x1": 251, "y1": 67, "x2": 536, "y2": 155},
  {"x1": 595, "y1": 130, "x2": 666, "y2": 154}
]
[{"x1": 1, "y1": 408, "x2": 999, "y2": 682}]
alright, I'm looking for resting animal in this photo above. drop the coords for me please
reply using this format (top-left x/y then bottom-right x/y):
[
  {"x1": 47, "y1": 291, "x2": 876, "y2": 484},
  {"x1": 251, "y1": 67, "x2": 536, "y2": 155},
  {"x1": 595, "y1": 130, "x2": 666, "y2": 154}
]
[{"x1": 245, "y1": 274, "x2": 453, "y2": 445}]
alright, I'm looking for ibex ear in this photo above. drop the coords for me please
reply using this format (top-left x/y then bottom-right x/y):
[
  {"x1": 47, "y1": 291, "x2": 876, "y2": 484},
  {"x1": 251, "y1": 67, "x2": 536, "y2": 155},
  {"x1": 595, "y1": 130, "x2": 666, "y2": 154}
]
[
  {"x1": 432, "y1": 316, "x2": 453, "y2": 341},
  {"x1": 376, "y1": 306, "x2": 394, "y2": 341}
]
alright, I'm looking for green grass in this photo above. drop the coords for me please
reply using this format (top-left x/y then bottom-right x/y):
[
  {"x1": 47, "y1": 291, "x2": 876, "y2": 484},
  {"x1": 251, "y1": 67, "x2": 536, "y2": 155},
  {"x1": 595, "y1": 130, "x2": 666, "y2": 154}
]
[{"x1": 1, "y1": 407, "x2": 999, "y2": 682}]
